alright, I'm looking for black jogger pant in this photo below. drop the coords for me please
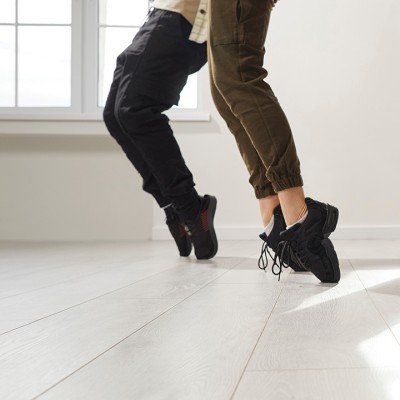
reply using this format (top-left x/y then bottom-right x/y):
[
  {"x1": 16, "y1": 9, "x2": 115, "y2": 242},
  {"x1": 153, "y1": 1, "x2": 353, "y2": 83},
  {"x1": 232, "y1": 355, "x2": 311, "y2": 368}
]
[{"x1": 103, "y1": 8, "x2": 207, "y2": 218}]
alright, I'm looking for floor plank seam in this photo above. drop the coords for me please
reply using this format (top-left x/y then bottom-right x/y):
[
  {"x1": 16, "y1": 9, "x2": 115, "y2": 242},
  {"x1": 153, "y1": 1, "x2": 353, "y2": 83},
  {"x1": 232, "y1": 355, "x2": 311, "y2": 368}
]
[
  {"x1": 5, "y1": 242, "x2": 400, "y2": 399},
  {"x1": 31, "y1": 299, "x2": 190, "y2": 400},
  {"x1": 244, "y1": 366, "x2": 400, "y2": 373},
  {"x1": 0, "y1": 268, "x2": 115, "y2": 302},
  {"x1": 0, "y1": 262, "x2": 198, "y2": 337},
  {"x1": 1, "y1": 254, "x2": 247, "y2": 337},
  {"x1": 349, "y1": 259, "x2": 400, "y2": 349},
  {"x1": 31, "y1": 258, "x2": 246, "y2": 399},
  {"x1": 229, "y1": 283, "x2": 285, "y2": 400}
]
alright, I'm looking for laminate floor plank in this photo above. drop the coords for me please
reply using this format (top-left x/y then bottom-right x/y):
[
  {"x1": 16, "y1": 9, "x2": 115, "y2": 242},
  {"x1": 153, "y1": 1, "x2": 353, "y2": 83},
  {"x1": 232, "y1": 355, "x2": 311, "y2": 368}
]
[
  {"x1": 0, "y1": 256, "x2": 182, "y2": 334},
  {"x1": 1, "y1": 240, "x2": 399, "y2": 400},
  {"x1": 0, "y1": 297, "x2": 179, "y2": 400},
  {"x1": 0, "y1": 263, "x2": 113, "y2": 300},
  {"x1": 333, "y1": 240, "x2": 400, "y2": 260},
  {"x1": 0, "y1": 241, "x2": 178, "y2": 277},
  {"x1": 0, "y1": 250, "x2": 246, "y2": 399},
  {"x1": 0, "y1": 241, "x2": 245, "y2": 334},
  {"x1": 106, "y1": 256, "x2": 246, "y2": 300},
  {"x1": 233, "y1": 368, "x2": 400, "y2": 400},
  {"x1": 213, "y1": 256, "x2": 290, "y2": 284},
  {"x1": 36, "y1": 283, "x2": 283, "y2": 400},
  {"x1": 246, "y1": 259, "x2": 400, "y2": 370},
  {"x1": 352, "y1": 259, "x2": 400, "y2": 344}
]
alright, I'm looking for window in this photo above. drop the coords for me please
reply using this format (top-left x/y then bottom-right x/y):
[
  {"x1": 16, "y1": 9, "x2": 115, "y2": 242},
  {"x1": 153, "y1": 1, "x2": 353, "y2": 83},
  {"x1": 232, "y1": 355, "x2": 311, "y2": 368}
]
[
  {"x1": 0, "y1": 0, "x2": 203, "y2": 119},
  {"x1": 1, "y1": 0, "x2": 72, "y2": 108}
]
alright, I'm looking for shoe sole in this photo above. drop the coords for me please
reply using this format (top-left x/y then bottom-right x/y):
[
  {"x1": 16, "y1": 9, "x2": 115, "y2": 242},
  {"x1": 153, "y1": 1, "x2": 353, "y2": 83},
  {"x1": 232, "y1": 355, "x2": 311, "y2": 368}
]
[
  {"x1": 320, "y1": 204, "x2": 340, "y2": 282},
  {"x1": 290, "y1": 263, "x2": 305, "y2": 272},
  {"x1": 320, "y1": 238, "x2": 340, "y2": 283},
  {"x1": 322, "y1": 204, "x2": 339, "y2": 238},
  {"x1": 196, "y1": 195, "x2": 218, "y2": 260},
  {"x1": 167, "y1": 222, "x2": 193, "y2": 257},
  {"x1": 179, "y1": 238, "x2": 193, "y2": 257}
]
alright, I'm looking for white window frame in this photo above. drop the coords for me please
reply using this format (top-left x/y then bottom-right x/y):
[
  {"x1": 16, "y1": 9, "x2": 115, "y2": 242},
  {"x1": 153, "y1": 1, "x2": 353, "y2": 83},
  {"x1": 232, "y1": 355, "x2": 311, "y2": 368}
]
[{"x1": 0, "y1": 0, "x2": 210, "y2": 128}]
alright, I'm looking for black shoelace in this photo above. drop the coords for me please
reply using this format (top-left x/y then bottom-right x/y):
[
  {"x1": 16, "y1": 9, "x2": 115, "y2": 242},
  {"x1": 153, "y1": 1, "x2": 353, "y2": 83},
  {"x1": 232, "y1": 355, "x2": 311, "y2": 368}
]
[
  {"x1": 258, "y1": 240, "x2": 291, "y2": 280},
  {"x1": 258, "y1": 240, "x2": 274, "y2": 271},
  {"x1": 259, "y1": 240, "x2": 300, "y2": 281}
]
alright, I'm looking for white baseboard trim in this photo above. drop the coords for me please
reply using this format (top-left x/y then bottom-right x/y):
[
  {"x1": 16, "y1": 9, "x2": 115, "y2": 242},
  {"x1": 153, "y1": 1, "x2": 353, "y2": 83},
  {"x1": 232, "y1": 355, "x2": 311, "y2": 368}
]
[{"x1": 152, "y1": 225, "x2": 400, "y2": 241}]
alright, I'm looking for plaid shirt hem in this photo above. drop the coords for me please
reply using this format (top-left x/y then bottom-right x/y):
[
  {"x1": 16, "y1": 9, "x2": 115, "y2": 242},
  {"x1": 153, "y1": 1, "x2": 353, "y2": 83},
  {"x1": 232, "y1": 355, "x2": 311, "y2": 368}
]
[{"x1": 188, "y1": 0, "x2": 208, "y2": 43}]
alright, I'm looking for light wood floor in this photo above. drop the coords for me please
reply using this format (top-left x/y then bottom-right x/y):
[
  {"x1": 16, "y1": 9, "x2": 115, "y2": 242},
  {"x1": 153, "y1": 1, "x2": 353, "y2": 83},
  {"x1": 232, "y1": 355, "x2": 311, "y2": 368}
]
[{"x1": 1, "y1": 239, "x2": 400, "y2": 400}]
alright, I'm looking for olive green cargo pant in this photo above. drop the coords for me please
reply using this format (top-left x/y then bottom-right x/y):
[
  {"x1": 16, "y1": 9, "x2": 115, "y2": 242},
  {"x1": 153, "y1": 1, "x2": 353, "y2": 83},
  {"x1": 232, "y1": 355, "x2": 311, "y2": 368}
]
[{"x1": 208, "y1": 0, "x2": 303, "y2": 198}]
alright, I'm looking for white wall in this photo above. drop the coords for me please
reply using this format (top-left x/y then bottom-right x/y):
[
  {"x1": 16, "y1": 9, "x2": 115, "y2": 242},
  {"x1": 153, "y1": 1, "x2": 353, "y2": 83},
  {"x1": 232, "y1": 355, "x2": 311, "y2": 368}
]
[
  {"x1": 0, "y1": 128, "x2": 152, "y2": 241},
  {"x1": 154, "y1": 0, "x2": 400, "y2": 240},
  {"x1": 1, "y1": 0, "x2": 400, "y2": 241}
]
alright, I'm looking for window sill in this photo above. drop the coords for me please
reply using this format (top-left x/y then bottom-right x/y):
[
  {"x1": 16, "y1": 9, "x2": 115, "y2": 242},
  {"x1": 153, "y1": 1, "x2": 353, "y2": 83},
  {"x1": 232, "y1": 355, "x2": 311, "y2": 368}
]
[{"x1": 0, "y1": 111, "x2": 211, "y2": 135}]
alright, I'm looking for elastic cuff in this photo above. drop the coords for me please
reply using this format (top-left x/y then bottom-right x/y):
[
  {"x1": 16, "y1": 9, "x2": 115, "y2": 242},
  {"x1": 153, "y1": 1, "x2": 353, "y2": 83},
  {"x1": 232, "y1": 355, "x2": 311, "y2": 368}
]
[
  {"x1": 272, "y1": 175, "x2": 304, "y2": 193},
  {"x1": 254, "y1": 184, "x2": 276, "y2": 199}
]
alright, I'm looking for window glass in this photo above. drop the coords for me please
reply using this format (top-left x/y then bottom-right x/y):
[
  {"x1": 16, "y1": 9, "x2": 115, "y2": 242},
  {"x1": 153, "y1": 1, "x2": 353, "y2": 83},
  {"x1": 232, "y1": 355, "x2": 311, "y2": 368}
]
[
  {"x1": 1, "y1": 1, "x2": 200, "y2": 114},
  {"x1": 0, "y1": 0, "x2": 16, "y2": 23},
  {"x1": 0, "y1": 26, "x2": 15, "y2": 106},
  {"x1": 18, "y1": 0, "x2": 71, "y2": 24},
  {"x1": 98, "y1": 27, "x2": 139, "y2": 107},
  {"x1": 99, "y1": 0, "x2": 149, "y2": 27},
  {"x1": 18, "y1": 27, "x2": 71, "y2": 106},
  {"x1": 178, "y1": 74, "x2": 197, "y2": 109},
  {"x1": 98, "y1": 3, "x2": 198, "y2": 110}
]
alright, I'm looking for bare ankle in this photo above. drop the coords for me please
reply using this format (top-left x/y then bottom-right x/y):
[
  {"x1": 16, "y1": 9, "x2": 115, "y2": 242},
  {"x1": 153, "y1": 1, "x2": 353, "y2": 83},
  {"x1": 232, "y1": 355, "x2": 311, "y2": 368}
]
[
  {"x1": 277, "y1": 187, "x2": 307, "y2": 226},
  {"x1": 259, "y1": 195, "x2": 280, "y2": 226}
]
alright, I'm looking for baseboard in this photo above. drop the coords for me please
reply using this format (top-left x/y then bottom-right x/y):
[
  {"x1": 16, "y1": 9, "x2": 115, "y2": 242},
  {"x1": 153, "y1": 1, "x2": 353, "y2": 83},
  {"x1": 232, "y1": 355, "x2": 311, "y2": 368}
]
[{"x1": 152, "y1": 225, "x2": 400, "y2": 240}]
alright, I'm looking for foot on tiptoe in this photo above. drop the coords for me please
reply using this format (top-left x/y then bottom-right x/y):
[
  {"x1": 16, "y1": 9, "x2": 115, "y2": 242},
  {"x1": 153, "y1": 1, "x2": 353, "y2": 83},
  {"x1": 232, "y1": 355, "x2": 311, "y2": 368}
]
[
  {"x1": 278, "y1": 198, "x2": 340, "y2": 283},
  {"x1": 165, "y1": 207, "x2": 192, "y2": 257},
  {"x1": 183, "y1": 195, "x2": 218, "y2": 260}
]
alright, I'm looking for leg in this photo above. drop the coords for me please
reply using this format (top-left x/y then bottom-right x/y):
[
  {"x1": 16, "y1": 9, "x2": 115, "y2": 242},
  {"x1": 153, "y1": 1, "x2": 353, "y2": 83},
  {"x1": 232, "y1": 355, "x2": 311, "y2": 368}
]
[
  {"x1": 208, "y1": 0, "x2": 305, "y2": 224},
  {"x1": 209, "y1": 58, "x2": 274, "y2": 200},
  {"x1": 105, "y1": 9, "x2": 217, "y2": 259},
  {"x1": 209, "y1": 0, "x2": 340, "y2": 282},
  {"x1": 104, "y1": 44, "x2": 195, "y2": 257},
  {"x1": 210, "y1": 63, "x2": 301, "y2": 271},
  {"x1": 104, "y1": 9, "x2": 208, "y2": 218},
  {"x1": 209, "y1": 48, "x2": 280, "y2": 225},
  {"x1": 103, "y1": 59, "x2": 169, "y2": 208},
  {"x1": 114, "y1": 9, "x2": 207, "y2": 220},
  {"x1": 258, "y1": 195, "x2": 280, "y2": 226}
]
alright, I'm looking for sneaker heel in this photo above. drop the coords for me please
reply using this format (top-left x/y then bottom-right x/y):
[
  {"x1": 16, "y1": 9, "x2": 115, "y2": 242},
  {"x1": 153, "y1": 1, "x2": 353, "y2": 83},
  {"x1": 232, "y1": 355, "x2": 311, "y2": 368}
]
[
  {"x1": 321, "y1": 238, "x2": 340, "y2": 283},
  {"x1": 322, "y1": 204, "x2": 339, "y2": 238}
]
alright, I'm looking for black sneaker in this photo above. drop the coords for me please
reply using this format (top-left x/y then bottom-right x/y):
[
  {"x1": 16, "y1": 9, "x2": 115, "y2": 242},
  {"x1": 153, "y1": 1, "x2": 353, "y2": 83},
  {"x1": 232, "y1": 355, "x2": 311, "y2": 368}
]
[
  {"x1": 166, "y1": 210, "x2": 192, "y2": 257},
  {"x1": 183, "y1": 195, "x2": 218, "y2": 260},
  {"x1": 278, "y1": 198, "x2": 340, "y2": 283},
  {"x1": 258, "y1": 205, "x2": 304, "y2": 274}
]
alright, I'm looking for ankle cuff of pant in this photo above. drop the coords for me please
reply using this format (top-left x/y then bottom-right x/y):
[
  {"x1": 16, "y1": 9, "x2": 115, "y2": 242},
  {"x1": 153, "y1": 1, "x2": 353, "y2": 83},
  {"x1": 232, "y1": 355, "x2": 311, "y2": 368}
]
[
  {"x1": 254, "y1": 184, "x2": 276, "y2": 199},
  {"x1": 272, "y1": 175, "x2": 304, "y2": 193}
]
